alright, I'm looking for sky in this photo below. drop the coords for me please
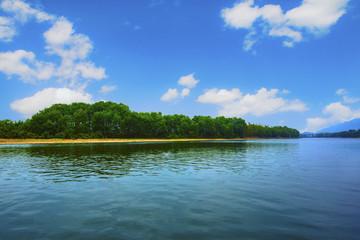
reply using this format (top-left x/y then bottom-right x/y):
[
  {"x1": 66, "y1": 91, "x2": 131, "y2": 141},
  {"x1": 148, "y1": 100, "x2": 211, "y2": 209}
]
[{"x1": 0, "y1": 0, "x2": 359, "y2": 133}]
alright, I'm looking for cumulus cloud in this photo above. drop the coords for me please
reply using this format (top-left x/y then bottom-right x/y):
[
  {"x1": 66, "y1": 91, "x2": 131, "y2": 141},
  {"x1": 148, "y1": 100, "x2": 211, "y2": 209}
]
[
  {"x1": 221, "y1": 0, "x2": 349, "y2": 51},
  {"x1": 180, "y1": 88, "x2": 190, "y2": 97},
  {"x1": 323, "y1": 102, "x2": 357, "y2": 122},
  {"x1": 1, "y1": 0, "x2": 55, "y2": 23},
  {"x1": 161, "y1": 73, "x2": 199, "y2": 102},
  {"x1": 285, "y1": 0, "x2": 348, "y2": 31},
  {"x1": 161, "y1": 88, "x2": 179, "y2": 102},
  {"x1": 43, "y1": 17, "x2": 107, "y2": 86},
  {"x1": 0, "y1": 0, "x2": 107, "y2": 89},
  {"x1": 178, "y1": 73, "x2": 199, "y2": 88},
  {"x1": 100, "y1": 84, "x2": 117, "y2": 94},
  {"x1": 304, "y1": 117, "x2": 330, "y2": 133},
  {"x1": 198, "y1": 87, "x2": 307, "y2": 117},
  {"x1": 304, "y1": 89, "x2": 360, "y2": 132},
  {"x1": 304, "y1": 102, "x2": 360, "y2": 133},
  {"x1": 0, "y1": 0, "x2": 55, "y2": 42},
  {"x1": 0, "y1": 0, "x2": 108, "y2": 117},
  {"x1": 75, "y1": 62, "x2": 106, "y2": 80},
  {"x1": 10, "y1": 87, "x2": 93, "y2": 117},
  {"x1": 43, "y1": 18, "x2": 74, "y2": 46},
  {"x1": 44, "y1": 18, "x2": 93, "y2": 60},
  {"x1": 197, "y1": 88, "x2": 241, "y2": 104},
  {"x1": 0, "y1": 50, "x2": 54, "y2": 82},
  {"x1": 221, "y1": 0, "x2": 261, "y2": 29}
]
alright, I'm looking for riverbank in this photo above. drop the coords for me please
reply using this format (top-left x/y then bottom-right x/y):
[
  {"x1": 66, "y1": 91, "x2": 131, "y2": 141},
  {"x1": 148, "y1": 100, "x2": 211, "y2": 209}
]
[{"x1": 0, "y1": 138, "x2": 252, "y2": 145}]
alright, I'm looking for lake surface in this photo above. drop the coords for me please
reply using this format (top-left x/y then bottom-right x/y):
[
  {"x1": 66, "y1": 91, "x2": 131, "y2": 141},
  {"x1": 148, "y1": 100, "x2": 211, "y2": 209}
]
[{"x1": 0, "y1": 139, "x2": 359, "y2": 239}]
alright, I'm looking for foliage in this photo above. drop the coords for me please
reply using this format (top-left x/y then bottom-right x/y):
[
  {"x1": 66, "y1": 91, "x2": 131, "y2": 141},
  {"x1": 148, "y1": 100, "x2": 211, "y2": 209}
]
[
  {"x1": 0, "y1": 102, "x2": 299, "y2": 139},
  {"x1": 314, "y1": 129, "x2": 360, "y2": 138}
]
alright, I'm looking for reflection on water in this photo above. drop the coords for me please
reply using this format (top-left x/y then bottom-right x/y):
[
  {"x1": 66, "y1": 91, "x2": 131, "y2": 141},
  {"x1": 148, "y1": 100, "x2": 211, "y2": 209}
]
[
  {"x1": 1, "y1": 139, "x2": 359, "y2": 240},
  {"x1": 0, "y1": 140, "x2": 298, "y2": 182}
]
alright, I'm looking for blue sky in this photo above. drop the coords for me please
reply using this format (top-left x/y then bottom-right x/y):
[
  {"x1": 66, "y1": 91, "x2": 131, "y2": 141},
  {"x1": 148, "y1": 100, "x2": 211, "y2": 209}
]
[{"x1": 0, "y1": 0, "x2": 359, "y2": 132}]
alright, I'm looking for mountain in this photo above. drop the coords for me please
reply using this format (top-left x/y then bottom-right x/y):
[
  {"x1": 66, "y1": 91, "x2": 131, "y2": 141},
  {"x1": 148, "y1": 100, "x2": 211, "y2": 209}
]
[{"x1": 317, "y1": 118, "x2": 360, "y2": 133}]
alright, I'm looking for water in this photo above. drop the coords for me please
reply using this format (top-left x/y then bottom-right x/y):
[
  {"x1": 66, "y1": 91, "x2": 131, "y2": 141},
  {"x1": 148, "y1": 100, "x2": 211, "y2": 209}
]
[{"x1": 0, "y1": 139, "x2": 359, "y2": 239}]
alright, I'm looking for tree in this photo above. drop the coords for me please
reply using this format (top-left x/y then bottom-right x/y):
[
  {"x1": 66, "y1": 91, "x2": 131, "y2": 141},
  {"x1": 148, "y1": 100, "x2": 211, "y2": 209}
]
[{"x1": 0, "y1": 102, "x2": 300, "y2": 139}]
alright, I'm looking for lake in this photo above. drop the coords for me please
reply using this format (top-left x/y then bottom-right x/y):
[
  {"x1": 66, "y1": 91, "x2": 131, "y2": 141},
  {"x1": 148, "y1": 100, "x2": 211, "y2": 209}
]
[{"x1": 0, "y1": 139, "x2": 359, "y2": 239}]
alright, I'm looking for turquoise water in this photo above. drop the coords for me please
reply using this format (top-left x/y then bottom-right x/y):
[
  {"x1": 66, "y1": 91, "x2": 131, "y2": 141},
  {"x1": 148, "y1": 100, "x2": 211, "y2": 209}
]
[{"x1": 0, "y1": 139, "x2": 359, "y2": 239}]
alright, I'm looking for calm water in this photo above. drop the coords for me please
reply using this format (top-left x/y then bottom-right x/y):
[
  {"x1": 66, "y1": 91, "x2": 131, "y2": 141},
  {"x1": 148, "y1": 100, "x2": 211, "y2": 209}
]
[{"x1": 0, "y1": 139, "x2": 359, "y2": 239}]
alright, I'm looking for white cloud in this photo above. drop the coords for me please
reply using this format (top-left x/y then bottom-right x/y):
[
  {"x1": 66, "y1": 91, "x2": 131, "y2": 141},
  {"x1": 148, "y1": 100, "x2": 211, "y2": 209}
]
[
  {"x1": 335, "y1": 88, "x2": 360, "y2": 103},
  {"x1": 1, "y1": 0, "x2": 55, "y2": 23},
  {"x1": 0, "y1": 2, "x2": 107, "y2": 88},
  {"x1": 160, "y1": 87, "x2": 191, "y2": 101},
  {"x1": 0, "y1": 0, "x2": 55, "y2": 42},
  {"x1": 343, "y1": 96, "x2": 360, "y2": 104},
  {"x1": 10, "y1": 87, "x2": 93, "y2": 117},
  {"x1": 43, "y1": 18, "x2": 73, "y2": 46},
  {"x1": 260, "y1": 4, "x2": 284, "y2": 25},
  {"x1": 221, "y1": 0, "x2": 349, "y2": 51},
  {"x1": 198, "y1": 87, "x2": 307, "y2": 117},
  {"x1": 0, "y1": 15, "x2": 10, "y2": 25},
  {"x1": 243, "y1": 30, "x2": 257, "y2": 52},
  {"x1": 161, "y1": 88, "x2": 179, "y2": 102},
  {"x1": 197, "y1": 88, "x2": 241, "y2": 104},
  {"x1": 304, "y1": 117, "x2": 330, "y2": 133},
  {"x1": 0, "y1": 0, "x2": 107, "y2": 116},
  {"x1": 304, "y1": 102, "x2": 360, "y2": 133},
  {"x1": 304, "y1": 89, "x2": 360, "y2": 132},
  {"x1": 336, "y1": 88, "x2": 346, "y2": 95},
  {"x1": 323, "y1": 102, "x2": 356, "y2": 122},
  {"x1": 100, "y1": 84, "x2": 117, "y2": 94},
  {"x1": 43, "y1": 17, "x2": 92, "y2": 60},
  {"x1": 0, "y1": 50, "x2": 54, "y2": 82},
  {"x1": 221, "y1": 0, "x2": 261, "y2": 29},
  {"x1": 43, "y1": 17, "x2": 106, "y2": 86},
  {"x1": 268, "y1": 26, "x2": 302, "y2": 45},
  {"x1": 161, "y1": 73, "x2": 198, "y2": 102},
  {"x1": 0, "y1": 16, "x2": 16, "y2": 41},
  {"x1": 285, "y1": 0, "x2": 348, "y2": 31},
  {"x1": 180, "y1": 88, "x2": 190, "y2": 98},
  {"x1": 75, "y1": 62, "x2": 106, "y2": 80},
  {"x1": 178, "y1": 73, "x2": 199, "y2": 88}
]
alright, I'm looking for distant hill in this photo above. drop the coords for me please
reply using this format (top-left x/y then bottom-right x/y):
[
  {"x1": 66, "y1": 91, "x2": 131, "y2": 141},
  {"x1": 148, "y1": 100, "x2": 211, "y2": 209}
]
[
  {"x1": 317, "y1": 118, "x2": 360, "y2": 133},
  {"x1": 300, "y1": 132, "x2": 315, "y2": 137}
]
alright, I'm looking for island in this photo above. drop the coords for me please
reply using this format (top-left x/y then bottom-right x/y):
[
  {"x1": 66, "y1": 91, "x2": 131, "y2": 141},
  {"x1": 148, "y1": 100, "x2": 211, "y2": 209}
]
[{"x1": 0, "y1": 102, "x2": 299, "y2": 142}]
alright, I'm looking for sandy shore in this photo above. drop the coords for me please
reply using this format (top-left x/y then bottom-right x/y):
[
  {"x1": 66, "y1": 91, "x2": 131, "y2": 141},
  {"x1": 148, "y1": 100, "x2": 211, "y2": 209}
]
[{"x1": 0, "y1": 138, "x2": 249, "y2": 145}]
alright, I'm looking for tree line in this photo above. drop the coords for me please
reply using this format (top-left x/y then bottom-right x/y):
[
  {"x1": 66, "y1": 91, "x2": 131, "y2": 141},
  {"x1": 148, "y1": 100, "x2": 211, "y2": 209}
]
[
  {"x1": 313, "y1": 129, "x2": 360, "y2": 138},
  {"x1": 0, "y1": 101, "x2": 299, "y2": 139}
]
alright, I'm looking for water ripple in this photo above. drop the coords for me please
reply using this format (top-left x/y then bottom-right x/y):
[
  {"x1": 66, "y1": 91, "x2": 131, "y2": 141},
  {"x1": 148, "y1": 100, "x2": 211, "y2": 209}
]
[{"x1": 1, "y1": 139, "x2": 360, "y2": 239}]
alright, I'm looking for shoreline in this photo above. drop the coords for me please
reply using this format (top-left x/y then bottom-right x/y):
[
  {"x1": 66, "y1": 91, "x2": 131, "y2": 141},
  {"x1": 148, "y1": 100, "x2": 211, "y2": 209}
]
[{"x1": 0, "y1": 138, "x2": 254, "y2": 145}]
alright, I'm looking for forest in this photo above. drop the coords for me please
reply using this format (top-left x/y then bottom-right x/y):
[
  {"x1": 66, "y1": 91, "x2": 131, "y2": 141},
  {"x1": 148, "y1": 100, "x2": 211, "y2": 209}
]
[
  {"x1": 314, "y1": 130, "x2": 360, "y2": 138},
  {"x1": 0, "y1": 101, "x2": 299, "y2": 139}
]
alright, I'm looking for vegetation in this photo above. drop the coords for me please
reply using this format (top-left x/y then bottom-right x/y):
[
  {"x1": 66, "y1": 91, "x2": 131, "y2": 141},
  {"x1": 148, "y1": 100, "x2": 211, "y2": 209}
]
[
  {"x1": 0, "y1": 102, "x2": 299, "y2": 139},
  {"x1": 314, "y1": 129, "x2": 360, "y2": 138}
]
